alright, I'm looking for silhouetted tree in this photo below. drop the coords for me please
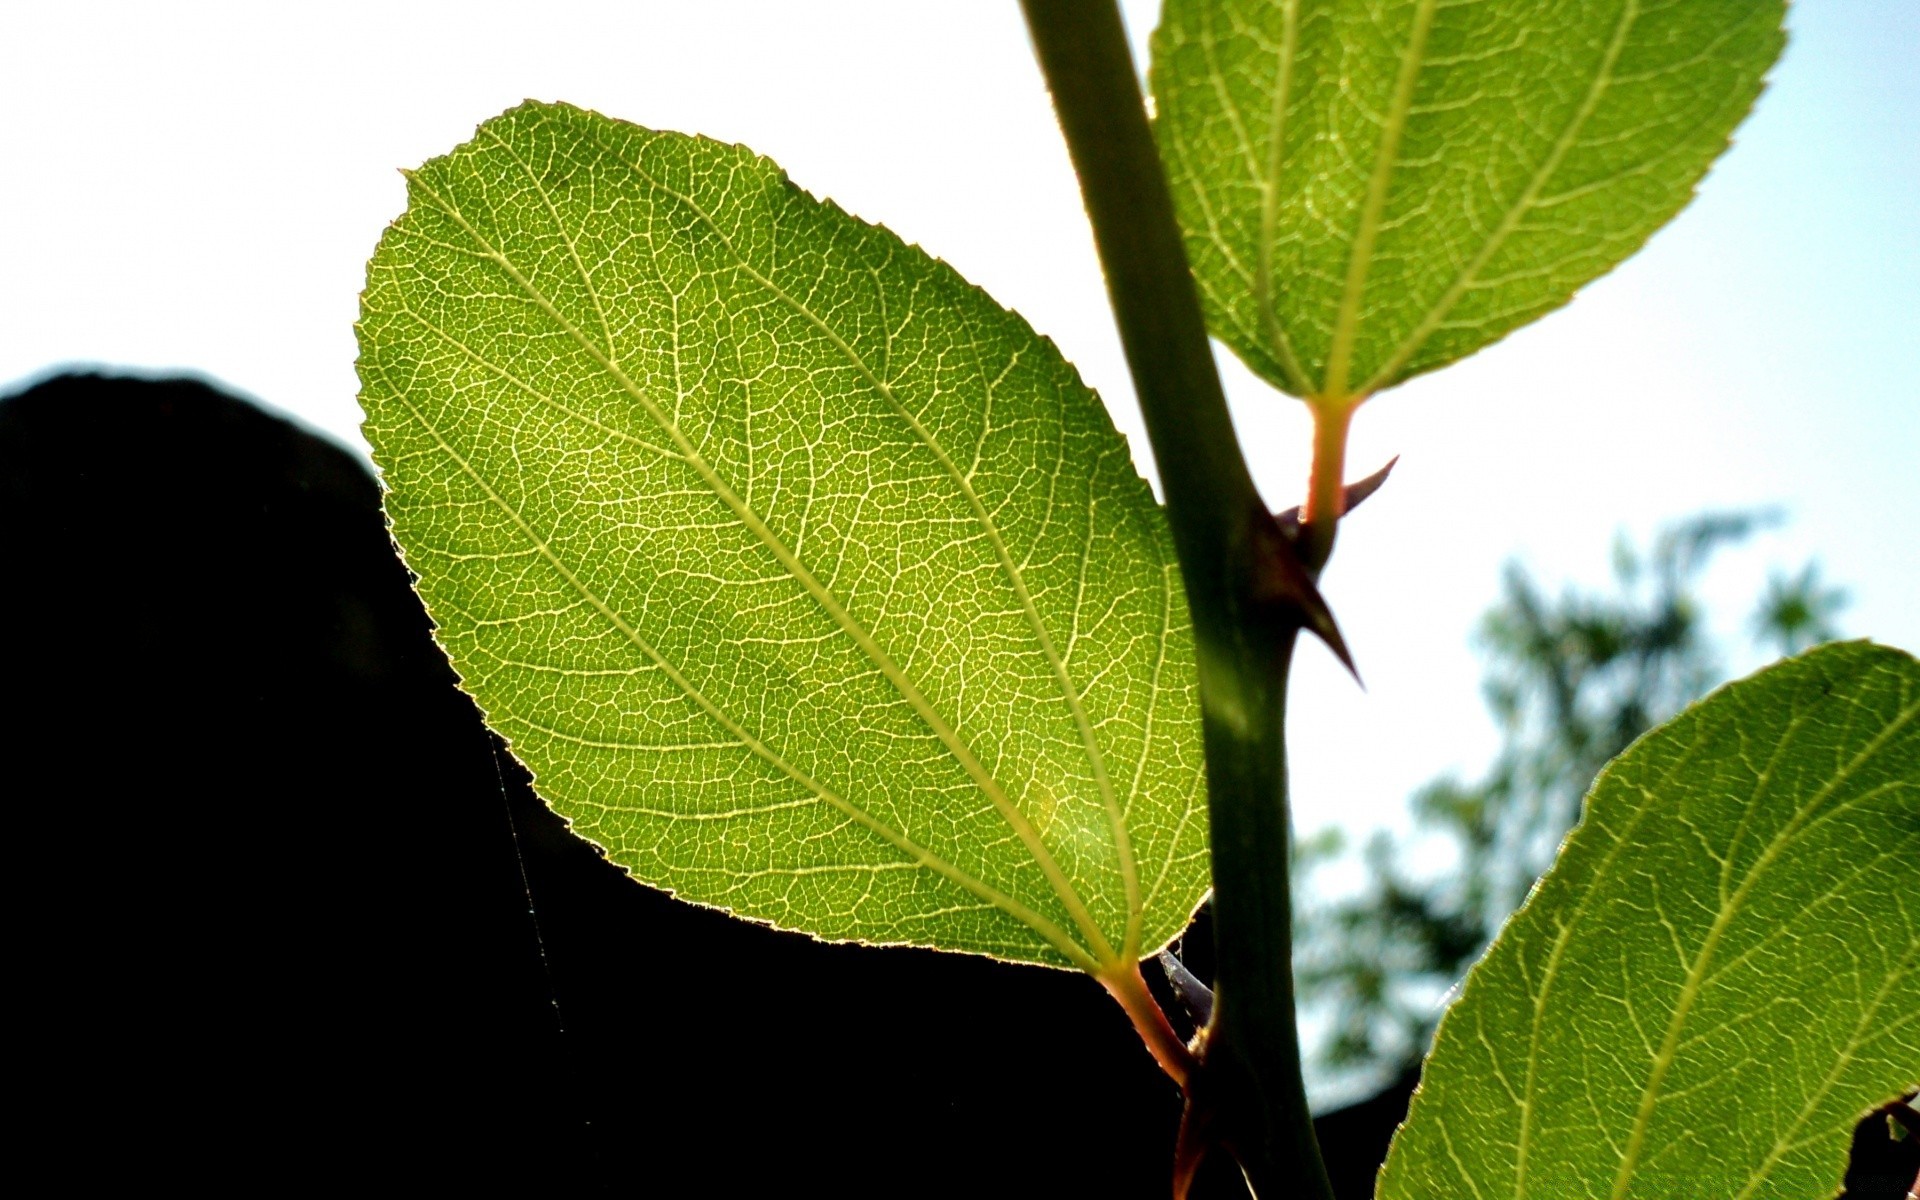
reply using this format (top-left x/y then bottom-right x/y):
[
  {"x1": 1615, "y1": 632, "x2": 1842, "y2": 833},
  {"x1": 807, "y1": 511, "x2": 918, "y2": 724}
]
[{"x1": 1294, "y1": 513, "x2": 1849, "y2": 1096}]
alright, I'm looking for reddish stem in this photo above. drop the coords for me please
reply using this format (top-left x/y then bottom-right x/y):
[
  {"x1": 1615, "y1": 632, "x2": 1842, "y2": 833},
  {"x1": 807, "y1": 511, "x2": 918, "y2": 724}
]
[
  {"x1": 1299, "y1": 400, "x2": 1356, "y2": 573},
  {"x1": 1100, "y1": 960, "x2": 1196, "y2": 1092}
]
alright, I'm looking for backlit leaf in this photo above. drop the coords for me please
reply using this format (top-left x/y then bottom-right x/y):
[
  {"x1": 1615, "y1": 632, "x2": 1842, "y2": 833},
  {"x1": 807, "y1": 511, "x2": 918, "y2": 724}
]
[
  {"x1": 1380, "y1": 642, "x2": 1920, "y2": 1199},
  {"x1": 1151, "y1": 0, "x2": 1786, "y2": 401},
  {"x1": 356, "y1": 102, "x2": 1210, "y2": 972}
]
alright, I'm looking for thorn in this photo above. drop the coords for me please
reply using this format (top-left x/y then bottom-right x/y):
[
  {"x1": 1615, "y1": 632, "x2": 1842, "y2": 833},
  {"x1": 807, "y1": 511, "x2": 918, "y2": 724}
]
[
  {"x1": 1341, "y1": 452, "x2": 1399, "y2": 515},
  {"x1": 1250, "y1": 508, "x2": 1361, "y2": 683},
  {"x1": 1308, "y1": 597, "x2": 1360, "y2": 684},
  {"x1": 1158, "y1": 950, "x2": 1215, "y2": 1028},
  {"x1": 1171, "y1": 1099, "x2": 1216, "y2": 1200},
  {"x1": 1276, "y1": 454, "x2": 1399, "y2": 533}
]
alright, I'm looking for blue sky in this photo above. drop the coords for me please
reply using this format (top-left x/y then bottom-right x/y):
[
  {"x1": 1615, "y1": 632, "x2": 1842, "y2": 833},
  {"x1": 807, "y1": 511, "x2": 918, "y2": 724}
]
[{"x1": 4, "y1": 0, "x2": 1913, "y2": 849}]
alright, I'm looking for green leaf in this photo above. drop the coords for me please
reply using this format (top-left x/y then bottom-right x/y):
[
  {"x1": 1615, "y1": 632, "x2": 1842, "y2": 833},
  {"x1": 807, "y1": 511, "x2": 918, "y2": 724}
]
[
  {"x1": 1150, "y1": 0, "x2": 1786, "y2": 401},
  {"x1": 355, "y1": 101, "x2": 1208, "y2": 973},
  {"x1": 1379, "y1": 642, "x2": 1920, "y2": 1200}
]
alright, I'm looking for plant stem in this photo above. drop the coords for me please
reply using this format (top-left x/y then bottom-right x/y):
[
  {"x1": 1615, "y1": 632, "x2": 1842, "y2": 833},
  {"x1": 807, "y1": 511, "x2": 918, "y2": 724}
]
[
  {"x1": 1020, "y1": 2, "x2": 1335, "y2": 1196},
  {"x1": 1019, "y1": 0, "x2": 1257, "y2": 528}
]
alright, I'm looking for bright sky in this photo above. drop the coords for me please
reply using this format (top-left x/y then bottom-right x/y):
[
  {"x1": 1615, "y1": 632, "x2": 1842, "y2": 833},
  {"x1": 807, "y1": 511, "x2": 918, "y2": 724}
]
[{"x1": 5, "y1": 1, "x2": 1915, "y2": 850}]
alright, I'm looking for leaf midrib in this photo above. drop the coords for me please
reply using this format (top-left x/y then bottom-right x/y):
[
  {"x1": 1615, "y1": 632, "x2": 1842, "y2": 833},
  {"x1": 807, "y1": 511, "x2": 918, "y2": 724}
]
[
  {"x1": 1355, "y1": 0, "x2": 1643, "y2": 396},
  {"x1": 399, "y1": 150, "x2": 1131, "y2": 967},
  {"x1": 580, "y1": 123, "x2": 1144, "y2": 958},
  {"x1": 1320, "y1": 0, "x2": 1440, "y2": 401},
  {"x1": 1606, "y1": 694, "x2": 1920, "y2": 1200},
  {"x1": 1727, "y1": 940, "x2": 1919, "y2": 1200},
  {"x1": 1209, "y1": 0, "x2": 1310, "y2": 395},
  {"x1": 369, "y1": 355, "x2": 1100, "y2": 971},
  {"x1": 1506, "y1": 685, "x2": 1831, "y2": 1199}
]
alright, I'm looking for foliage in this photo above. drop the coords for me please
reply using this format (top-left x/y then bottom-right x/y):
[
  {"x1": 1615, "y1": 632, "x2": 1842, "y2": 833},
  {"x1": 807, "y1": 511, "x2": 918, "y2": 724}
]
[
  {"x1": 357, "y1": 102, "x2": 1208, "y2": 974},
  {"x1": 1378, "y1": 640, "x2": 1920, "y2": 1199},
  {"x1": 352, "y1": 1, "x2": 1916, "y2": 1195},
  {"x1": 1151, "y1": 0, "x2": 1785, "y2": 402},
  {"x1": 1755, "y1": 562, "x2": 1850, "y2": 657},
  {"x1": 1295, "y1": 513, "x2": 1852, "y2": 1088}
]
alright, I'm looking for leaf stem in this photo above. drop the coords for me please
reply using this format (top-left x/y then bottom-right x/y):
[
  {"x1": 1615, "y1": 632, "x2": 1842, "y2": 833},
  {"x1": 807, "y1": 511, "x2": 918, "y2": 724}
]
[
  {"x1": 1100, "y1": 961, "x2": 1197, "y2": 1092},
  {"x1": 1299, "y1": 400, "x2": 1356, "y2": 574},
  {"x1": 1021, "y1": 2, "x2": 1335, "y2": 1196}
]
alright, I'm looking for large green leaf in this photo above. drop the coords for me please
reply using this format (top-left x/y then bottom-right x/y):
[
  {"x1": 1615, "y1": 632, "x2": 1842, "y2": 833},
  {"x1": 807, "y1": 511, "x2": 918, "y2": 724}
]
[
  {"x1": 355, "y1": 102, "x2": 1208, "y2": 973},
  {"x1": 1151, "y1": 0, "x2": 1786, "y2": 401},
  {"x1": 1380, "y1": 642, "x2": 1920, "y2": 1199}
]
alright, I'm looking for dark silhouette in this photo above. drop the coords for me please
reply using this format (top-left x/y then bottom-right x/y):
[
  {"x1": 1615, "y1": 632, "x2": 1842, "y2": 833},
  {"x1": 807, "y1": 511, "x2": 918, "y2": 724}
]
[
  {"x1": 1841, "y1": 1096, "x2": 1920, "y2": 1200},
  {"x1": 7, "y1": 372, "x2": 1903, "y2": 1198},
  {"x1": 0, "y1": 372, "x2": 1414, "y2": 1196}
]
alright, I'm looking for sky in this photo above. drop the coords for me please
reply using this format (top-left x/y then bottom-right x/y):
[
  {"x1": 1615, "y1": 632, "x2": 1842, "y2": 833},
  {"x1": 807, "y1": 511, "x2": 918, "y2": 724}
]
[{"x1": 4, "y1": 0, "x2": 1915, "y2": 853}]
